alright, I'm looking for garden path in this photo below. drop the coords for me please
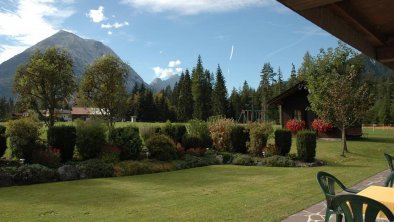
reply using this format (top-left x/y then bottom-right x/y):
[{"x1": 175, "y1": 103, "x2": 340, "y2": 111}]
[{"x1": 282, "y1": 169, "x2": 390, "y2": 222}]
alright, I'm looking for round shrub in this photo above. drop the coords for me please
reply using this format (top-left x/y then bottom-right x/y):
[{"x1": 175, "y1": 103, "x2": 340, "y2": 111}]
[
  {"x1": 275, "y1": 129, "x2": 292, "y2": 156},
  {"x1": 247, "y1": 123, "x2": 273, "y2": 156},
  {"x1": 0, "y1": 125, "x2": 7, "y2": 157},
  {"x1": 261, "y1": 155, "x2": 295, "y2": 167},
  {"x1": 296, "y1": 130, "x2": 316, "y2": 162},
  {"x1": 47, "y1": 125, "x2": 76, "y2": 162},
  {"x1": 6, "y1": 117, "x2": 41, "y2": 163},
  {"x1": 13, "y1": 164, "x2": 58, "y2": 185},
  {"x1": 232, "y1": 154, "x2": 254, "y2": 166},
  {"x1": 230, "y1": 125, "x2": 249, "y2": 153},
  {"x1": 161, "y1": 122, "x2": 187, "y2": 144},
  {"x1": 182, "y1": 134, "x2": 204, "y2": 150},
  {"x1": 76, "y1": 159, "x2": 114, "y2": 179},
  {"x1": 109, "y1": 126, "x2": 142, "y2": 160},
  {"x1": 145, "y1": 134, "x2": 176, "y2": 161},
  {"x1": 75, "y1": 120, "x2": 106, "y2": 160}
]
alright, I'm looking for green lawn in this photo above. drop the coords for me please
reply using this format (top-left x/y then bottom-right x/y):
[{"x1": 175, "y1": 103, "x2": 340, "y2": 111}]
[{"x1": 0, "y1": 128, "x2": 393, "y2": 222}]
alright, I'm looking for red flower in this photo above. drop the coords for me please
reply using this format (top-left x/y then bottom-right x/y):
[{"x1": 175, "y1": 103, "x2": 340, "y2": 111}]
[
  {"x1": 312, "y1": 119, "x2": 333, "y2": 133},
  {"x1": 285, "y1": 119, "x2": 305, "y2": 133}
]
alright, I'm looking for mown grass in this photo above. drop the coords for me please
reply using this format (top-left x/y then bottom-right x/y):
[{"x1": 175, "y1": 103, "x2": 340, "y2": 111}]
[{"x1": 0, "y1": 128, "x2": 393, "y2": 221}]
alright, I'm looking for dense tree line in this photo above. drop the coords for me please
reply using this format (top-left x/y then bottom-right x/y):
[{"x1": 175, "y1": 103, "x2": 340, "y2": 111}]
[{"x1": 8, "y1": 47, "x2": 394, "y2": 125}]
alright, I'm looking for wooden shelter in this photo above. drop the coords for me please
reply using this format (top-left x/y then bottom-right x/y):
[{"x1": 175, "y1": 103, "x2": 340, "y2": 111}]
[
  {"x1": 268, "y1": 82, "x2": 362, "y2": 138},
  {"x1": 277, "y1": 0, "x2": 394, "y2": 70}
]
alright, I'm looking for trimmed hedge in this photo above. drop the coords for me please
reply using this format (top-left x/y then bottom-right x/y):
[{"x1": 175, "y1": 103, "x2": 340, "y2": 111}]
[
  {"x1": 161, "y1": 122, "x2": 187, "y2": 144},
  {"x1": 275, "y1": 129, "x2": 292, "y2": 156},
  {"x1": 145, "y1": 134, "x2": 177, "y2": 161},
  {"x1": 47, "y1": 126, "x2": 76, "y2": 162},
  {"x1": 76, "y1": 159, "x2": 114, "y2": 179},
  {"x1": 6, "y1": 117, "x2": 41, "y2": 163},
  {"x1": 261, "y1": 155, "x2": 295, "y2": 167},
  {"x1": 75, "y1": 120, "x2": 106, "y2": 160},
  {"x1": 182, "y1": 134, "x2": 204, "y2": 150},
  {"x1": 0, "y1": 125, "x2": 6, "y2": 157},
  {"x1": 230, "y1": 125, "x2": 249, "y2": 153},
  {"x1": 296, "y1": 130, "x2": 316, "y2": 162},
  {"x1": 109, "y1": 126, "x2": 142, "y2": 160}
]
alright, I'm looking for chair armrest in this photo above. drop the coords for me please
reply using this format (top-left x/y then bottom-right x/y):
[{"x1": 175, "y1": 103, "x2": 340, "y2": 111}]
[{"x1": 344, "y1": 188, "x2": 360, "y2": 194}]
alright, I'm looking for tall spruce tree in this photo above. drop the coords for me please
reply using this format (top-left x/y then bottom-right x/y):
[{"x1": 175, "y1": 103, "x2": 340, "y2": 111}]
[
  {"x1": 273, "y1": 67, "x2": 284, "y2": 97},
  {"x1": 177, "y1": 69, "x2": 193, "y2": 121},
  {"x1": 212, "y1": 65, "x2": 228, "y2": 117},
  {"x1": 258, "y1": 63, "x2": 275, "y2": 121},
  {"x1": 202, "y1": 70, "x2": 213, "y2": 119},
  {"x1": 191, "y1": 55, "x2": 205, "y2": 120},
  {"x1": 287, "y1": 63, "x2": 298, "y2": 88},
  {"x1": 229, "y1": 88, "x2": 241, "y2": 120}
]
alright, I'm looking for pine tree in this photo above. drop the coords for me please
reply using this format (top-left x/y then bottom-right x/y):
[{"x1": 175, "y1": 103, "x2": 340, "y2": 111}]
[
  {"x1": 177, "y1": 69, "x2": 193, "y2": 121},
  {"x1": 273, "y1": 67, "x2": 284, "y2": 96},
  {"x1": 229, "y1": 88, "x2": 241, "y2": 120},
  {"x1": 212, "y1": 65, "x2": 228, "y2": 117},
  {"x1": 191, "y1": 55, "x2": 205, "y2": 120},
  {"x1": 201, "y1": 69, "x2": 213, "y2": 119},
  {"x1": 258, "y1": 63, "x2": 275, "y2": 121},
  {"x1": 287, "y1": 63, "x2": 298, "y2": 88}
]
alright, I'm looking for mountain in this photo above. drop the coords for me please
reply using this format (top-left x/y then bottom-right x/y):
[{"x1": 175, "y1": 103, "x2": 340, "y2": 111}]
[
  {"x1": 150, "y1": 74, "x2": 180, "y2": 92},
  {"x1": 0, "y1": 30, "x2": 146, "y2": 98}
]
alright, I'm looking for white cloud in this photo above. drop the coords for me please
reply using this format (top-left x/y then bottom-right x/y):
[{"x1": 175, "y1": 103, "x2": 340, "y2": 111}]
[
  {"x1": 87, "y1": 6, "x2": 107, "y2": 23},
  {"x1": 101, "y1": 21, "x2": 129, "y2": 29},
  {"x1": 107, "y1": 31, "x2": 113, "y2": 35},
  {"x1": 0, "y1": 0, "x2": 75, "y2": 63},
  {"x1": 121, "y1": 0, "x2": 276, "y2": 15},
  {"x1": 153, "y1": 59, "x2": 183, "y2": 79},
  {"x1": 168, "y1": 59, "x2": 181, "y2": 68}
]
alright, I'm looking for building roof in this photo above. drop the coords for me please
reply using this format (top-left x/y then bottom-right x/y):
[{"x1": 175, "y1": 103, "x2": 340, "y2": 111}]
[
  {"x1": 278, "y1": 0, "x2": 394, "y2": 70},
  {"x1": 268, "y1": 81, "x2": 307, "y2": 106},
  {"x1": 71, "y1": 107, "x2": 90, "y2": 115}
]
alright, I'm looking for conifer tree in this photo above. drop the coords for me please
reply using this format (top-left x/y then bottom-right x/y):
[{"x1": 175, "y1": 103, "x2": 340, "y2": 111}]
[
  {"x1": 177, "y1": 69, "x2": 193, "y2": 121},
  {"x1": 212, "y1": 65, "x2": 228, "y2": 117},
  {"x1": 191, "y1": 55, "x2": 205, "y2": 120},
  {"x1": 287, "y1": 63, "x2": 298, "y2": 88},
  {"x1": 229, "y1": 88, "x2": 241, "y2": 120}
]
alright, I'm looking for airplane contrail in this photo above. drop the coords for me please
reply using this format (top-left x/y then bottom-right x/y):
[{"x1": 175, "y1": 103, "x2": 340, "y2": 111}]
[{"x1": 229, "y1": 45, "x2": 234, "y2": 60}]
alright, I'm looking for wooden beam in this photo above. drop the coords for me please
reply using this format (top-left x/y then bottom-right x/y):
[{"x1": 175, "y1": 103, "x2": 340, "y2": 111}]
[
  {"x1": 377, "y1": 46, "x2": 394, "y2": 62},
  {"x1": 279, "y1": 0, "x2": 343, "y2": 11},
  {"x1": 330, "y1": 3, "x2": 386, "y2": 46},
  {"x1": 298, "y1": 6, "x2": 376, "y2": 58}
]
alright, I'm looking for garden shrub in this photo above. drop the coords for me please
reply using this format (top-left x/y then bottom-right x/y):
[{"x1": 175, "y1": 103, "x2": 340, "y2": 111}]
[
  {"x1": 261, "y1": 155, "x2": 295, "y2": 167},
  {"x1": 218, "y1": 151, "x2": 234, "y2": 164},
  {"x1": 274, "y1": 129, "x2": 292, "y2": 156},
  {"x1": 247, "y1": 123, "x2": 273, "y2": 156},
  {"x1": 6, "y1": 117, "x2": 41, "y2": 163},
  {"x1": 47, "y1": 125, "x2": 76, "y2": 162},
  {"x1": 0, "y1": 166, "x2": 16, "y2": 187},
  {"x1": 182, "y1": 134, "x2": 204, "y2": 150},
  {"x1": 187, "y1": 119, "x2": 212, "y2": 148},
  {"x1": 75, "y1": 120, "x2": 106, "y2": 160},
  {"x1": 264, "y1": 144, "x2": 280, "y2": 157},
  {"x1": 13, "y1": 164, "x2": 58, "y2": 185},
  {"x1": 161, "y1": 122, "x2": 187, "y2": 143},
  {"x1": 140, "y1": 126, "x2": 161, "y2": 142},
  {"x1": 208, "y1": 118, "x2": 235, "y2": 152},
  {"x1": 101, "y1": 144, "x2": 121, "y2": 163},
  {"x1": 230, "y1": 125, "x2": 249, "y2": 153},
  {"x1": 145, "y1": 134, "x2": 177, "y2": 161},
  {"x1": 0, "y1": 125, "x2": 7, "y2": 157},
  {"x1": 31, "y1": 145, "x2": 61, "y2": 168},
  {"x1": 113, "y1": 160, "x2": 176, "y2": 176},
  {"x1": 185, "y1": 147, "x2": 206, "y2": 156},
  {"x1": 108, "y1": 126, "x2": 142, "y2": 160},
  {"x1": 232, "y1": 154, "x2": 254, "y2": 166},
  {"x1": 296, "y1": 130, "x2": 317, "y2": 162},
  {"x1": 0, "y1": 159, "x2": 21, "y2": 167},
  {"x1": 177, "y1": 153, "x2": 218, "y2": 169},
  {"x1": 312, "y1": 119, "x2": 333, "y2": 133},
  {"x1": 76, "y1": 159, "x2": 114, "y2": 179}
]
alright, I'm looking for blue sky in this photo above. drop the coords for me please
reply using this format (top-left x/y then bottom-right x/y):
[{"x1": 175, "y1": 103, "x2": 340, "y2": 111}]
[{"x1": 0, "y1": 0, "x2": 341, "y2": 90}]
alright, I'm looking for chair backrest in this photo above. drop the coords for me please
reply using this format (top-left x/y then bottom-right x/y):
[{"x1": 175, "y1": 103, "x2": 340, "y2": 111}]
[
  {"x1": 385, "y1": 172, "x2": 394, "y2": 187},
  {"x1": 316, "y1": 171, "x2": 349, "y2": 209},
  {"x1": 332, "y1": 194, "x2": 394, "y2": 222},
  {"x1": 384, "y1": 153, "x2": 394, "y2": 171}
]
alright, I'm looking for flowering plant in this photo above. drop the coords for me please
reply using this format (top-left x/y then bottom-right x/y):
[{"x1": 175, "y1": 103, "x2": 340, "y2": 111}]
[
  {"x1": 312, "y1": 119, "x2": 333, "y2": 133},
  {"x1": 285, "y1": 119, "x2": 305, "y2": 133}
]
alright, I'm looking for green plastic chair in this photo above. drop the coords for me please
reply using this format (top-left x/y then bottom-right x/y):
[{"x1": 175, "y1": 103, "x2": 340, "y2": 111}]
[
  {"x1": 384, "y1": 153, "x2": 394, "y2": 171},
  {"x1": 332, "y1": 194, "x2": 394, "y2": 222},
  {"x1": 385, "y1": 171, "x2": 394, "y2": 187},
  {"x1": 317, "y1": 171, "x2": 360, "y2": 222}
]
